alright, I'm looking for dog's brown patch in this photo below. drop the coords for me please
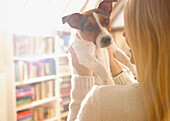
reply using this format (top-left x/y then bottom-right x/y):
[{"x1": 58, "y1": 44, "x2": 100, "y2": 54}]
[{"x1": 79, "y1": 9, "x2": 111, "y2": 43}]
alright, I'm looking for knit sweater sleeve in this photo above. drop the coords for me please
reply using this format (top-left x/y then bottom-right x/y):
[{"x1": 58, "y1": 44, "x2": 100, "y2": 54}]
[
  {"x1": 75, "y1": 85, "x2": 100, "y2": 121},
  {"x1": 112, "y1": 70, "x2": 134, "y2": 85},
  {"x1": 67, "y1": 70, "x2": 134, "y2": 121},
  {"x1": 75, "y1": 72, "x2": 145, "y2": 121},
  {"x1": 67, "y1": 75, "x2": 95, "y2": 121}
]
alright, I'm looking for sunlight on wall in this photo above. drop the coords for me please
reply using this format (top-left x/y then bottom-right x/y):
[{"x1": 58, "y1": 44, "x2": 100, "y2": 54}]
[
  {"x1": 112, "y1": 9, "x2": 124, "y2": 28},
  {"x1": 6, "y1": 0, "x2": 87, "y2": 36}
]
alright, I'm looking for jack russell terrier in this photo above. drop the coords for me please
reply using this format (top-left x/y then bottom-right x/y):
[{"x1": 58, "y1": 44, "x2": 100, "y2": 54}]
[{"x1": 62, "y1": 0, "x2": 137, "y2": 85}]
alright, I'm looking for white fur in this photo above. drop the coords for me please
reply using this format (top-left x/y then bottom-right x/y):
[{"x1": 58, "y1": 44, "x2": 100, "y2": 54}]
[
  {"x1": 69, "y1": 12, "x2": 137, "y2": 85},
  {"x1": 93, "y1": 13, "x2": 113, "y2": 48},
  {"x1": 93, "y1": 12, "x2": 137, "y2": 78},
  {"x1": 70, "y1": 29, "x2": 114, "y2": 85}
]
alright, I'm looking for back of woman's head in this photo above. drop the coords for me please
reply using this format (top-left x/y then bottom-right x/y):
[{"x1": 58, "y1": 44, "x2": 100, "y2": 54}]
[{"x1": 124, "y1": 0, "x2": 170, "y2": 120}]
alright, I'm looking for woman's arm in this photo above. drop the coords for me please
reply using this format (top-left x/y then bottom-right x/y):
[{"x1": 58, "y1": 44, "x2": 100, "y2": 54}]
[
  {"x1": 67, "y1": 45, "x2": 133, "y2": 121},
  {"x1": 107, "y1": 45, "x2": 133, "y2": 85},
  {"x1": 67, "y1": 46, "x2": 95, "y2": 121},
  {"x1": 75, "y1": 71, "x2": 135, "y2": 121},
  {"x1": 67, "y1": 75, "x2": 95, "y2": 121}
]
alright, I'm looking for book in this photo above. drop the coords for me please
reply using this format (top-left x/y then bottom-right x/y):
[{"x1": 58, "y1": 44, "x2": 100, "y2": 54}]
[
  {"x1": 18, "y1": 117, "x2": 33, "y2": 121},
  {"x1": 60, "y1": 88, "x2": 70, "y2": 93},
  {"x1": 15, "y1": 59, "x2": 56, "y2": 82},
  {"x1": 35, "y1": 83, "x2": 40, "y2": 100},
  {"x1": 18, "y1": 61, "x2": 24, "y2": 82},
  {"x1": 16, "y1": 90, "x2": 32, "y2": 98},
  {"x1": 17, "y1": 106, "x2": 56, "y2": 121},
  {"x1": 13, "y1": 35, "x2": 29, "y2": 57},
  {"x1": 31, "y1": 85, "x2": 36, "y2": 101},
  {"x1": 17, "y1": 95, "x2": 32, "y2": 101},
  {"x1": 17, "y1": 114, "x2": 33, "y2": 121},
  {"x1": 17, "y1": 110, "x2": 33, "y2": 119},
  {"x1": 17, "y1": 98, "x2": 31, "y2": 105},
  {"x1": 16, "y1": 87, "x2": 32, "y2": 93},
  {"x1": 15, "y1": 61, "x2": 19, "y2": 82},
  {"x1": 60, "y1": 92, "x2": 70, "y2": 97}
]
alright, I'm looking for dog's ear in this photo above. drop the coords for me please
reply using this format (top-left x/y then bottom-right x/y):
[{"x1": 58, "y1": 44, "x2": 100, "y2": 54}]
[
  {"x1": 98, "y1": 0, "x2": 117, "y2": 15},
  {"x1": 62, "y1": 13, "x2": 82, "y2": 30}
]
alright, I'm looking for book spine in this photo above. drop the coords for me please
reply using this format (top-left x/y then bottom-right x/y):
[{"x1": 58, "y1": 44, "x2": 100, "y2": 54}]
[
  {"x1": 17, "y1": 114, "x2": 33, "y2": 121},
  {"x1": 15, "y1": 61, "x2": 19, "y2": 82},
  {"x1": 16, "y1": 87, "x2": 32, "y2": 93},
  {"x1": 17, "y1": 110, "x2": 33, "y2": 119},
  {"x1": 18, "y1": 61, "x2": 24, "y2": 82},
  {"x1": 16, "y1": 90, "x2": 32, "y2": 98},
  {"x1": 17, "y1": 95, "x2": 32, "y2": 101},
  {"x1": 16, "y1": 98, "x2": 31, "y2": 105}
]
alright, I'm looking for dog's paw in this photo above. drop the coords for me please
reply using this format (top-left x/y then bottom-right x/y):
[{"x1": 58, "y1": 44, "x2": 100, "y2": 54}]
[{"x1": 129, "y1": 64, "x2": 138, "y2": 79}]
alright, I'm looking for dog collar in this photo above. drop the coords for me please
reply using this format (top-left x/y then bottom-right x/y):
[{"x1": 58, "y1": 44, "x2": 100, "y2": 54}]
[{"x1": 76, "y1": 33, "x2": 81, "y2": 39}]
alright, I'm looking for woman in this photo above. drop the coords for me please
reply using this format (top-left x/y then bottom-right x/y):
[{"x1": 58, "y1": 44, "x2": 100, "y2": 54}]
[{"x1": 67, "y1": 0, "x2": 170, "y2": 120}]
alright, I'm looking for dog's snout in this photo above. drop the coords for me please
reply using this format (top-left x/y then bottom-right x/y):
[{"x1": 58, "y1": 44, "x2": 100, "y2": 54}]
[
  {"x1": 102, "y1": 37, "x2": 111, "y2": 43},
  {"x1": 101, "y1": 36, "x2": 111, "y2": 47}
]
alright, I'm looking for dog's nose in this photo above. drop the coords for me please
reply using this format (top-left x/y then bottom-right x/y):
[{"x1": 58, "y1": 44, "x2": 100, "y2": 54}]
[{"x1": 101, "y1": 36, "x2": 111, "y2": 47}]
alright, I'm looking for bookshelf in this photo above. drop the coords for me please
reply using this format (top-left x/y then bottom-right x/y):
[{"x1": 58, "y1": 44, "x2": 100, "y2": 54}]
[
  {"x1": 17, "y1": 97, "x2": 59, "y2": 112},
  {"x1": 9, "y1": 34, "x2": 61, "y2": 121},
  {"x1": 56, "y1": 31, "x2": 72, "y2": 121}
]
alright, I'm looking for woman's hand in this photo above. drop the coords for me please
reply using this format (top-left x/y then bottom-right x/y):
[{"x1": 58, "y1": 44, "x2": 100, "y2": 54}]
[
  {"x1": 68, "y1": 46, "x2": 93, "y2": 76},
  {"x1": 107, "y1": 45, "x2": 122, "y2": 77}
]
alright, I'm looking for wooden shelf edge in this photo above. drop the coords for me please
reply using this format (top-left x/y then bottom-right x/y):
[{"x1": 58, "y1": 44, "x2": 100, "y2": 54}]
[
  {"x1": 17, "y1": 97, "x2": 59, "y2": 112},
  {"x1": 14, "y1": 54, "x2": 57, "y2": 61},
  {"x1": 43, "y1": 116, "x2": 60, "y2": 121},
  {"x1": 58, "y1": 72, "x2": 71, "y2": 78},
  {"x1": 15, "y1": 75, "x2": 57, "y2": 86}
]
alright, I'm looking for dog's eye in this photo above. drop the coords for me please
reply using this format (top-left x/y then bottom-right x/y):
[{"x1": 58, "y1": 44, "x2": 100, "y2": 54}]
[
  {"x1": 103, "y1": 19, "x2": 109, "y2": 26},
  {"x1": 86, "y1": 25, "x2": 94, "y2": 31}
]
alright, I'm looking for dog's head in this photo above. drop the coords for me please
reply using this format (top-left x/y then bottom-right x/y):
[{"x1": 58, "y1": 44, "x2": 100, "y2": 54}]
[{"x1": 62, "y1": 0, "x2": 117, "y2": 48}]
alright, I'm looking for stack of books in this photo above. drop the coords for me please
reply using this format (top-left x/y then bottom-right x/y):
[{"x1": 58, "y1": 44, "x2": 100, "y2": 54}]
[
  {"x1": 17, "y1": 110, "x2": 33, "y2": 121},
  {"x1": 17, "y1": 106, "x2": 55, "y2": 121},
  {"x1": 60, "y1": 76, "x2": 71, "y2": 113},
  {"x1": 13, "y1": 35, "x2": 55, "y2": 57},
  {"x1": 15, "y1": 59, "x2": 56, "y2": 82},
  {"x1": 58, "y1": 55, "x2": 70, "y2": 76},
  {"x1": 34, "y1": 106, "x2": 55, "y2": 120},
  {"x1": 16, "y1": 87, "x2": 32, "y2": 106},
  {"x1": 16, "y1": 80, "x2": 55, "y2": 106},
  {"x1": 32, "y1": 80, "x2": 55, "y2": 100}
]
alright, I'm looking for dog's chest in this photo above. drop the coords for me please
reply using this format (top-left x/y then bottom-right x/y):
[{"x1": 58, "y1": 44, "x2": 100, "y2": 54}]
[{"x1": 96, "y1": 48, "x2": 110, "y2": 72}]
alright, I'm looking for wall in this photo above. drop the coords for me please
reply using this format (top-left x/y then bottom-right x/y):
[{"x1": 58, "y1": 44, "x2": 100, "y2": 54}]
[
  {"x1": 112, "y1": 9, "x2": 124, "y2": 28},
  {"x1": 0, "y1": 0, "x2": 8, "y2": 120},
  {"x1": 0, "y1": 74, "x2": 7, "y2": 121}
]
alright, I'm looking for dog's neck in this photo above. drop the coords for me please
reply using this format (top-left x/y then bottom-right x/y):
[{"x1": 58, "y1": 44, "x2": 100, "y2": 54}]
[
  {"x1": 76, "y1": 33, "x2": 81, "y2": 39},
  {"x1": 75, "y1": 30, "x2": 84, "y2": 40},
  {"x1": 73, "y1": 30, "x2": 96, "y2": 47}
]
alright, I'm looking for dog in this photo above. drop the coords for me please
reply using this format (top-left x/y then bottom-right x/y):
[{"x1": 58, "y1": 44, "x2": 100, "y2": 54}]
[{"x1": 62, "y1": 0, "x2": 137, "y2": 85}]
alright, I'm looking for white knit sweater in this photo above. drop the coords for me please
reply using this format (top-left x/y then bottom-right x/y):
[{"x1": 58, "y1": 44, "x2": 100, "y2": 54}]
[{"x1": 67, "y1": 71, "x2": 147, "y2": 121}]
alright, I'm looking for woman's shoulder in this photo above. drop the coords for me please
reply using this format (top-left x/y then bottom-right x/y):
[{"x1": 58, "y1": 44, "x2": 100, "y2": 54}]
[
  {"x1": 93, "y1": 83, "x2": 143, "y2": 103},
  {"x1": 93, "y1": 83, "x2": 146, "y2": 121},
  {"x1": 91, "y1": 83, "x2": 147, "y2": 121},
  {"x1": 93, "y1": 83, "x2": 140, "y2": 95}
]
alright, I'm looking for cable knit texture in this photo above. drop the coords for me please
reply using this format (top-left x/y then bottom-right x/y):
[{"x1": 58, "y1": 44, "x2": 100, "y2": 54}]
[{"x1": 67, "y1": 71, "x2": 147, "y2": 121}]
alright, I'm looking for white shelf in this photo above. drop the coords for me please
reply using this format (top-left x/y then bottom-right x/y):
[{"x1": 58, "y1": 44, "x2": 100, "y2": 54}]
[
  {"x1": 17, "y1": 97, "x2": 58, "y2": 112},
  {"x1": 58, "y1": 72, "x2": 71, "y2": 78},
  {"x1": 14, "y1": 54, "x2": 57, "y2": 61},
  {"x1": 43, "y1": 116, "x2": 60, "y2": 121},
  {"x1": 15, "y1": 75, "x2": 57, "y2": 86},
  {"x1": 59, "y1": 53, "x2": 68, "y2": 58},
  {"x1": 61, "y1": 111, "x2": 69, "y2": 118}
]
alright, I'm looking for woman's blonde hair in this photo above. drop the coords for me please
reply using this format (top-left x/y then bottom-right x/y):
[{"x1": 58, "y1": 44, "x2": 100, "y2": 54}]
[{"x1": 124, "y1": 0, "x2": 170, "y2": 120}]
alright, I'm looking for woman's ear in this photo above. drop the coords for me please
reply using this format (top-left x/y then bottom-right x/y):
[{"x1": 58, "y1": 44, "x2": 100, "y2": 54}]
[{"x1": 62, "y1": 13, "x2": 82, "y2": 30}]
